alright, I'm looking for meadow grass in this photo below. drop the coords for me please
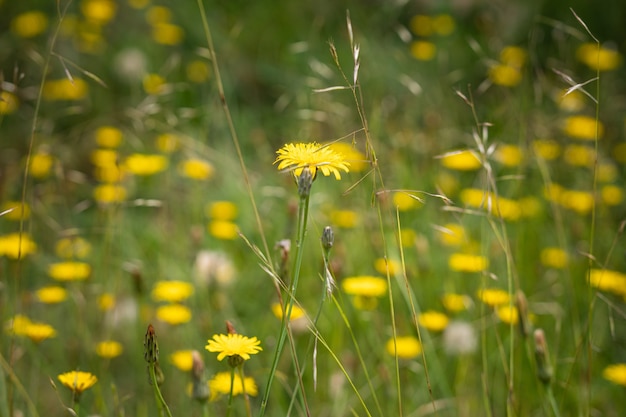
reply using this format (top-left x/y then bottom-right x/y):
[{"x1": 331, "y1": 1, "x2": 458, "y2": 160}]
[{"x1": 1, "y1": 1, "x2": 626, "y2": 416}]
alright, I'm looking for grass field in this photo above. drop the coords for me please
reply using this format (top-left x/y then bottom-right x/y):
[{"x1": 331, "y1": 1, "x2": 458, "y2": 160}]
[{"x1": 2, "y1": 1, "x2": 626, "y2": 416}]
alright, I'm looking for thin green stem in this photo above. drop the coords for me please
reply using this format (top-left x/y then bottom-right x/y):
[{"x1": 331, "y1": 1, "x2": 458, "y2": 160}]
[
  {"x1": 238, "y1": 366, "x2": 253, "y2": 417},
  {"x1": 226, "y1": 367, "x2": 235, "y2": 417},
  {"x1": 148, "y1": 365, "x2": 172, "y2": 417}
]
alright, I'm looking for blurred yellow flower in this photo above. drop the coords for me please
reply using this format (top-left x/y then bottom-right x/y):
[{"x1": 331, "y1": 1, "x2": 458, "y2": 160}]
[
  {"x1": 143, "y1": 73, "x2": 166, "y2": 95},
  {"x1": 543, "y1": 183, "x2": 564, "y2": 203},
  {"x1": 208, "y1": 220, "x2": 238, "y2": 240},
  {"x1": 556, "y1": 89, "x2": 585, "y2": 112},
  {"x1": 29, "y1": 151, "x2": 54, "y2": 178},
  {"x1": 98, "y1": 293, "x2": 115, "y2": 311},
  {"x1": 392, "y1": 192, "x2": 422, "y2": 211},
  {"x1": 35, "y1": 286, "x2": 68, "y2": 304},
  {"x1": 24, "y1": 322, "x2": 57, "y2": 343},
  {"x1": 477, "y1": 288, "x2": 510, "y2": 306},
  {"x1": 170, "y1": 350, "x2": 194, "y2": 371},
  {"x1": 449, "y1": 253, "x2": 488, "y2": 273},
  {"x1": 342, "y1": 275, "x2": 387, "y2": 309},
  {"x1": 500, "y1": 46, "x2": 527, "y2": 68},
  {"x1": 58, "y1": 371, "x2": 98, "y2": 394},
  {"x1": 11, "y1": 11, "x2": 48, "y2": 38},
  {"x1": 48, "y1": 261, "x2": 91, "y2": 281},
  {"x1": 206, "y1": 333, "x2": 262, "y2": 361},
  {"x1": 0, "y1": 91, "x2": 19, "y2": 114},
  {"x1": 0, "y1": 233, "x2": 37, "y2": 259},
  {"x1": 418, "y1": 310, "x2": 449, "y2": 332},
  {"x1": 601, "y1": 185, "x2": 623, "y2": 206},
  {"x1": 563, "y1": 144, "x2": 595, "y2": 166},
  {"x1": 563, "y1": 115, "x2": 603, "y2": 140},
  {"x1": 494, "y1": 144, "x2": 524, "y2": 167},
  {"x1": 152, "y1": 22, "x2": 184, "y2": 45},
  {"x1": 597, "y1": 163, "x2": 618, "y2": 183},
  {"x1": 91, "y1": 149, "x2": 119, "y2": 167},
  {"x1": 409, "y1": 15, "x2": 432, "y2": 37},
  {"x1": 5, "y1": 315, "x2": 32, "y2": 336},
  {"x1": 42, "y1": 79, "x2": 88, "y2": 101},
  {"x1": 207, "y1": 201, "x2": 238, "y2": 221},
  {"x1": 94, "y1": 184, "x2": 127, "y2": 204},
  {"x1": 328, "y1": 143, "x2": 368, "y2": 172},
  {"x1": 410, "y1": 40, "x2": 437, "y2": 61},
  {"x1": 460, "y1": 189, "x2": 521, "y2": 221},
  {"x1": 385, "y1": 336, "x2": 422, "y2": 360},
  {"x1": 374, "y1": 258, "x2": 401, "y2": 275},
  {"x1": 81, "y1": 0, "x2": 116, "y2": 24},
  {"x1": 55, "y1": 237, "x2": 92, "y2": 259},
  {"x1": 156, "y1": 133, "x2": 181, "y2": 153},
  {"x1": 271, "y1": 302, "x2": 306, "y2": 321},
  {"x1": 576, "y1": 43, "x2": 621, "y2": 71},
  {"x1": 330, "y1": 209, "x2": 359, "y2": 228},
  {"x1": 151, "y1": 280, "x2": 195, "y2": 303},
  {"x1": 275, "y1": 142, "x2": 350, "y2": 180},
  {"x1": 588, "y1": 269, "x2": 626, "y2": 296},
  {"x1": 1, "y1": 201, "x2": 30, "y2": 221},
  {"x1": 519, "y1": 196, "x2": 542, "y2": 218},
  {"x1": 540, "y1": 247, "x2": 569, "y2": 269},
  {"x1": 124, "y1": 153, "x2": 168, "y2": 176},
  {"x1": 209, "y1": 371, "x2": 258, "y2": 401},
  {"x1": 496, "y1": 305, "x2": 518, "y2": 324},
  {"x1": 435, "y1": 172, "x2": 459, "y2": 196},
  {"x1": 95, "y1": 126, "x2": 123, "y2": 148},
  {"x1": 439, "y1": 150, "x2": 481, "y2": 171},
  {"x1": 96, "y1": 340, "x2": 123, "y2": 358},
  {"x1": 399, "y1": 228, "x2": 417, "y2": 247},
  {"x1": 603, "y1": 363, "x2": 626, "y2": 386},
  {"x1": 489, "y1": 65, "x2": 522, "y2": 87},
  {"x1": 156, "y1": 304, "x2": 192, "y2": 325},
  {"x1": 532, "y1": 139, "x2": 561, "y2": 160},
  {"x1": 437, "y1": 223, "x2": 467, "y2": 247},
  {"x1": 146, "y1": 5, "x2": 172, "y2": 24},
  {"x1": 433, "y1": 14, "x2": 455, "y2": 35},
  {"x1": 186, "y1": 60, "x2": 211, "y2": 83},
  {"x1": 129, "y1": 0, "x2": 149, "y2": 9},
  {"x1": 441, "y1": 293, "x2": 470, "y2": 312},
  {"x1": 560, "y1": 189, "x2": 594, "y2": 214}
]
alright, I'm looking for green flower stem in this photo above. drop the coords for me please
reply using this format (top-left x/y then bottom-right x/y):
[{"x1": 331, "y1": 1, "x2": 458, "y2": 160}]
[
  {"x1": 238, "y1": 366, "x2": 253, "y2": 417},
  {"x1": 226, "y1": 367, "x2": 235, "y2": 417},
  {"x1": 259, "y1": 192, "x2": 311, "y2": 417},
  {"x1": 148, "y1": 364, "x2": 172, "y2": 417}
]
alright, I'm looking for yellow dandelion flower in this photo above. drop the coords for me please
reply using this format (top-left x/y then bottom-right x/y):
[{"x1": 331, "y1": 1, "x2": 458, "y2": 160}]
[
  {"x1": 441, "y1": 293, "x2": 470, "y2": 312},
  {"x1": 96, "y1": 340, "x2": 123, "y2": 358},
  {"x1": 437, "y1": 223, "x2": 467, "y2": 247},
  {"x1": 81, "y1": 0, "x2": 117, "y2": 24},
  {"x1": 519, "y1": 196, "x2": 542, "y2": 218},
  {"x1": 207, "y1": 201, "x2": 238, "y2": 221},
  {"x1": 1, "y1": 201, "x2": 30, "y2": 221},
  {"x1": 563, "y1": 144, "x2": 595, "y2": 166},
  {"x1": 205, "y1": 333, "x2": 262, "y2": 361},
  {"x1": 180, "y1": 158, "x2": 214, "y2": 180},
  {"x1": 58, "y1": 371, "x2": 98, "y2": 394},
  {"x1": 385, "y1": 336, "x2": 422, "y2": 360},
  {"x1": 496, "y1": 305, "x2": 518, "y2": 324},
  {"x1": 489, "y1": 65, "x2": 522, "y2": 87},
  {"x1": 374, "y1": 258, "x2": 401, "y2": 275},
  {"x1": 5, "y1": 315, "x2": 32, "y2": 336},
  {"x1": 156, "y1": 304, "x2": 192, "y2": 325},
  {"x1": 29, "y1": 151, "x2": 54, "y2": 178},
  {"x1": 330, "y1": 209, "x2": 359, "y2": 228},
  {"x1": 602, "y1": 185, "x2": 623, "y2": 206},
  {"x1": 35, "y1": 286, "x2": 68, "y2": 304},
  {"x1": 410, "y1": 40, "x2": 437, "y2": 61},
  {"x1": 448, "y1": 253, "x2": 488, "y2": 273},
  {"x1": 98, "y1": 293, "x2": 115, "y2": 311},
  {"x1": 433, "y1": 14, "x2": 455, "y2": 36},
  {"x1": 94, "y1": 184, "x2": 127, "y2": 204},
  {"x1": 146, "y1": 5, "x2": 172, "y2": 24},
  {"x1": 598, "y1": 163, "x2": 618, "y2": 183},
  {"x1": 500, "y1": 46, "x2": 527, "y2": 68},
  {"x1": 11, "y1": 11, "x2": 48, "y2": 38},
  {"x1": 327, "y1": 143, "x2": 368, "y2": 172},
  {"x1": 90, "y1": 149, "x2": 119, "y2": 167},
  {"x1": 170, "y1": 350, "x2": 194, "y2": 371},
  {"x1": 409, "y1": 15, "x2": 432, "y2": 37},
  {"x1": 576, "y1": 43, "x2": 621, "y2": 71},
  {"x1": 156, "y1": 133, "x2": 181, "y2": 153},
  {"x1": 560, "y1": 189, "x2": 594, "y2": 214},
  {"x1": 418, "y1": 310, "x2": 450, "y2": 332},
  {"x1": 186, "y1": 60, "x2": 211, "y2": 83},
  {"x1": 494, "y1": 144, "x2": 524, "y2": 167},
  {"x1": 48, "y1": 261, "x2": 91, "y2": 282},
  {"x1": 0, "y1": 91, "x2": 19, "y2": 114},
  {"x1": 540, "y1": 247, "x2": 569, "y2": 269},
  {"x1": 439, "y1": 150, "x2": 481, "y2": 171},
  {"x1": 124, "y1": 153, "x2": 168, "y2": 176},
  {"x1": 275, "y1": 142, "x2": 350, "y2": 180},
  {"x1": 208, "y1": 220, "x2": 238, "y2": 240},
  {"x1": 342, "y1": 276, "x2": 387, "y2": 297},
  {"x1": 399, "y1": 228, "x2": 417, "y2": 247},
  {"x1": 143, "y1": 73, "x2": 166, "y2": 95},
  {"x1": 435, "y1": 171, "x2": 459, "y2": 196},
  {"x1": 532, "y1": 139, "x2": 561, "y2": 160},
  {"x1": 460, "y1": 189, "x2": 521, "y2": 221},
  {"x1": 42, "y1": 79, "x2": 88, "y2": 101},
  {"x1": 588, "y1": 269, "x2": 626, "y2": 296},
  {"x1": 271, "y1": 302, "x2": 306, "y2": 321},
  {"x1": 0, "y1": 233, "x2": 37, "y2": 259},
  {"x1": 392, "y1": 192, "x2": 422, "y2": 211},
  {"x1": 477, "y1": 288, "x2": 510, "y2": 306},
  {"x1": 543, "y1": 183, "x2": 564, "y2": 203},
  {"x1": 209, "y1": 371, "x2": 258, "y2": 401},
  {"x1": 24, "y1": 322, "x2": 57, "y2": 343},
  {"x1": 152, "y1": 22, "x2": 184, "y2": 45},
  {"x1": 603, "y1": 363, "x2": 626, "y2": 386},
  {"x1": 55, "y1": 237, "x2": 91, "y2": 259},
  {"x1": 563, "y1": 115, "x2": 604, "y2": 140},
  {"x1": 95, "y1": 126, "x2": 123, "y2": 148},
  {"x1": 151, "y1": 280, "x2": 195, "y2": 303}
]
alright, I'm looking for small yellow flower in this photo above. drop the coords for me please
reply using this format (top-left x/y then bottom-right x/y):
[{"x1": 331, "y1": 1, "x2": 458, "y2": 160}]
[
  {"x1": 448, "y1": 253, "x2": 488, "y2": 273},
  {"x1": 410, "y1": 40, "x2": 437, "y2": 61},
  {"x1": 532, "y1": 139, "x2": 561, "y2": 160},
  {"x1": 500, "y1": 46, "x2": 527, "y2": 68},
  {"x1": 58, "y1": 371, "x2": 98, "y2": 394},
  {"x1": 439, "y1": 150, "x2": 481, "y2": 171},
  {"x1": 156, "y1": 304, "x2": 192, "y2": 325},
  {"x1": 180, "y1": 158, "x2": 214, "y2": 180},
  {"x1": 275, "y1": 142, "x2": 350, "y2": 180},
  {"x1": 98, "y1": 293, "x2": 115, "y2": 311},
  {"x1": 385, "y1": 336, "x2": 422, "y2": 360},
  {"x1": 437, "y1": 223, "x2": 467, "y2": 247},
  {"x1": 433, "y1": 14, "x2": 455, "y2": 36},
  {"x1": 409, "y1": 15, "x2": 432, "y2": 37},
  {"x1": 5, "y1": 315, "x2": 32, "y2": 336},
  {"x1": 42, "y1": 79, "x2": 88, "y2": 101},
  {"x1": 207, "y1": 201, "x2": 238, "y2": 221},
  {"x1": 81, "y1": 0, "x2": 117, "y2": 24},
  {"x1": 95, "y1": 126, "x2": 123, "y2": 148},
  {"x1": 330, "y1": 209, "x2": 359, "y2": 228},
  {"x1": 151, "y1": 280, "x2": 195, "y2": 303},
  {"x1": 124, "y1": 153, "x2": 168, "y2": 176},
  {"x1": 208, "y1": 220, "x2": 238, "y2": 240},
  {"x1": 460, "y1": 189, "x2": 521, "y2": 221},
  {"x1": 563, "y1": 144, "x2": 595, "y2": 166},
  {"x1": 0, "y1": 91, "x2": 19, "y2": 114},
  {"x1": 562, "y1": 115, "x2": 604, "y2": 140},
  {"x1": 327, "y1": 143, "x2": 368, "y2": 172},
  {"x1": 602, "y1": 185, "x2": 624, "y2": 206},
  {"x1": 208, "y1": 371, "x2": 258, "y2": 401},
  {"x1": 418, "y1": 310, "x2": 449, "y2": 332},
  {"x1": 1, "y1": 201, "x2": 30, "y2": 221},
  {"x1": 477, "y1": 288, "x2": 510, "y2": 307},
  {"x1": 170, "y1": 350, "x2": 194, "y2": 371},
  {"x1": 441, "y1": 293, "x2": 470, "y2": 312},
  {"x1": 576, "y1": 43, "x2": 621, "y2": 71},
  {"x1": 540, "y1": 247, "x2": 569, "y2": 269},
  {"x1": 271, "y1": 302, "x2": 306, "y2": 321},
  {"x1": 374, "y1": 258, "x2": 401, "y2": 276},
  {"x1": 96, "y1": 340, "x2": 123, "y2": 358},
  {"x1": 156, "y1": 133, "x2": 181, "y2": 153},
  {"x1": 560, "y1": 189, "x2": 594, "y2": 214},
  {"x1": 598, "y1": 163, "x2": 618, "y2": 183},
  {"x1": 24, "y1": 322, "x2": 57, "y2": 343},
  {"x1": 143, "y1": 73, "x2": 166, "y2": 95},
  {"x1": 48, "y1": 261, "x2": 91, "y2": 282},
  {"x1": 94, "y1": 184, "x2": 127, "y2": 204},
  {"x1": 11, "y1": 11, "x2": 48, "y2": 38},
  {"x1": 399, "y1": 228, "x2": 417, "y2": 247},
  {"x1": 29, "y1": 151, "x2": 54, "y2": 178},
  {"x1": 392, "y1": 192, "x2": 422, "y2": 211},
  {"x1": 205, "y1": 333, "x2": 262, "y2": 361},
  {"x1": 91, "y1": 149, "x2": 119, "y2": 167},
  {"x1": 489, "y1": 65, "x2": 522, "y2": 87},
  {"x1": 342, "y1": 276, "x2": 387, "y2": 309},
  {"x1": 186, "y1": 60, "x2": 211, "y2": 83},
  {"x1": 496, "y1": 305, "x2": 518, "y2": 324},
  {"x1": 55, "y1": 237, "x2": 92, "y2": 259},
  {"x1": 588, "y1": 269, "x2": 626, "y2": 297},
  {"x1": 0, "y1": 233, "x2": 37, "y2": 259},
  {"x1": 603, "y1": 363, "x2": 626, "y2": 386},
  {"x1": 146, "y1": 5, "x2": 172, "y2": 24},
  {"x1": 152, "y1": 22, "x2": 184, "y2": 45},
  {"x1": 494, "y1": 144, "x2": 524, "y2": 167},
  {"x1": 35, "y1": 286, "x2": 68, "y2": 304}
]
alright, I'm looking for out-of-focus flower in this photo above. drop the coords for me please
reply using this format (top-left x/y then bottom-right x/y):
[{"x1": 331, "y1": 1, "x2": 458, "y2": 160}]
[
  {"x1": 439, "y1": 150, "x2": 481, "y2": 171},
  {"x1": 11, "y1": 11, "x2": 48, "y2": 38},
  {"x1": 327, "y1": 143, "x2": 368, "y2": 172},
  {"x1": 42, "y1": 79, "x2": 88, "y2": 101},
  {"x1": 55, "y1": 237, "x2": 91, "y2": 259},
  {"x1": 562, "y1": 115, "x2": 604, "y2": 140},
  {"x1": 418, "y1": 310, "x2": 449, "y2": 332},
  {"x1": 588, "y1": 269, "x2": 626, "y2": 297},
  {"x1": 448, "y1": 253, "x2": 488, "y2": 273},
  {"x1": 208, "y1": 220, "x2": 238, "y2": 240},
  {"x1": 275, "y1": 142, "x2": 350, "y2": 180},
  {"x1": 94, "y1": 184, "x2": 127, "y2": 204},
  {"x1": 124, "y1": 154, "x2": 168, "y2": 176},
  {"x1": 532, "y1": 139, "x2": 561, "y2": 160},
  {"x1": 24, "y1": 322, "x2": 57, "y2": 343},
  {"x1": 1, "y1": 201, "x2": 30, "y2": 221},
  {"x1": 559, "y1": 189, "x2": 594, "y2": 214},
  {"x1": 48, "y1": 261, "x2": 91, "y2": 281},
  {"x1": 113, "y1": 48, "x2": 148, "y2": 82},
  {"x1": 374, "y1": 258, "x2": 401, "y2": 276},
  {"x1": 0, "y1": 91, "x2": 19, "y2": 114},
  {"x1": 410, "y1": 40, "x2": 437, "y2": 61},
  {"x1": 156, "y1": 304, "x2": 192, "y2": 325},
  {"x1": 597, "y1": 163, "x2": 618, "y2": 183},
  {"x1": 143, "y1": 73, "x2": 166, "y2": 95},
  {"x1": 81, "y1": 0, "x2": 117, "y2": 24},
  {"x1": 5, "y1": 315, "x2": 32, "y2": 336},
  {"x1": 151, "y1": 280, "x2": 195, "y2": 303},
  {"x1": 437, "y1": 223, "x2": 467, "y2": 247},
  {"x1": 432, "y1": 14, "x2": 455, "y2": 36},
  {"x1": 96, "y1": 340, "x2": 123, "y2": 358},
  {"x1": 208, "y1": 372, "x2": 258, "y2": 400},
  {"x1": 563, "y1": 144, "x2": 595, "y2": 167},
  {"x1": 556, "y1": 89, "x2": 585, "y2": 112},
  {"x1": 146, "y1": 5, "x2": 172, "y2": 24},
  {"x1": 409, "y1": 15, "x2": 433, "y2": 37},
  {"x1": 489, "y1": 65, "x2": 522, "y2": 87},
  {"x1": 494, "y1": 144, "x2": 524, "y2": 167},
  {"x1": 576, "y1": 43, "x2": 621, "y2": 71},
  {"x1": 477, "y1": 288, "x2": 510, "y2": 306},
  {"x1": 207, "y1": 201, "x2": 238, "y2": 221},
  {"x1": 392, "y1": 192, "x2": 422, "y2": 211},
  {"x1": 98, "y1": 293, "x2": 115, "y2": 311},
  {"x1": 496, "y1": 305, "x2": 518, "y2": 325},
  {"x1": 152, "y1": 22, "x2": 184, "y2": 45},
  {"x1": 603, "y1": 363, "x2": 626, "y2": 386},
  {"x1": 156, "y1": 133, "x2": 181, "y2": 153},
  {"x1": 95, "y1": 126, "x2": 123, "y2": 148},
  {"x1": 330, "y1": 209, "x2": 359, "y2": 228},
  {"x1": 443, "y1": 321, "x2": 477, "y2": 355},
  {"x1": 186, "y1": 60, "x2": 211, "y2": 83},
  {"x1": 170, "y1": 350, "x2": 194, "y2": 371},
  {"x1": 0, "y1": 233, "x2": 37, "y2": 259},
  {"x1": 540, "y1": 247, "x2": 569, "y2": 269},
  {"x1": 500, "y1": 46, "x2": 527, "y2": 68},
  {"x1": 385, "y1": 336, "x2": 422, "y2": 359},
  {"x1": 35, "y1": 286, "x2": 68, "y2": 304},
  {"x1": 271, "y1": 302, "x2": 306, "y2": 321},
  {"x1": 342, "y1": 276, "x2": 387, "y2": 310},
  {"x1": 441, "y1": 293, "x2": 471, "y2": 312},
  {"x1": 460, "y1": 188, "x2": 522, "y2": 221},
  {"x1": 58, "y1": 371, "x2": 98, "y2": 394},
  {"x1": 601, "y1": 185, "x2": 624, "y2": 206},
  {"x1": 180, "y1": 158, "x2": 214, "y2": 180}
]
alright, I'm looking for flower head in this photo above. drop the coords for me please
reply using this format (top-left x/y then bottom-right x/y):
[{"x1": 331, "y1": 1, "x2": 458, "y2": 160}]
[
  {"x1": 36, "y1": 286, "x2": 68, "y2": 304},
  {"x1": 603, "y1": 363, "x2": 626, "y2": 386},
  {"x1": 275, "y1": 142, "x2": 350, "y2": 180},
  {"x1": 151, "y1": 280, "x2": 195, "y2": 303},
  {"x1": 48, "y1": 261, "x2": 91, "y2": 282},
  {"x1": 58, "y1": 371, "x2": 98, "y2": 394},
  {"x1": 342, "y1": 275, "x2": 388, "y2": 310},
  {"x1": 418, "y1": 310, "x2": 450, "y2": 332},
  {"x1": 96, "y1": 340, "x2": 123, "y2": 358},
  {"x1": 205, "y1": 333, "x2": 262, "y2": 362},
  {"x1": 156, "y1": 304, "x2": 192, "y2": 325},
  {"x1": 170, "y1": 350, "x2": 195, "y2": 371},
  {"x1": 385, "y1": 336, "x2": 422, "y2": 359},
  {"x1": 24, "y1": 322, "x2": 57, "y2": 343},
  {"x1": 208, "y1": 371, "x2": 258, "y2": 401}
]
